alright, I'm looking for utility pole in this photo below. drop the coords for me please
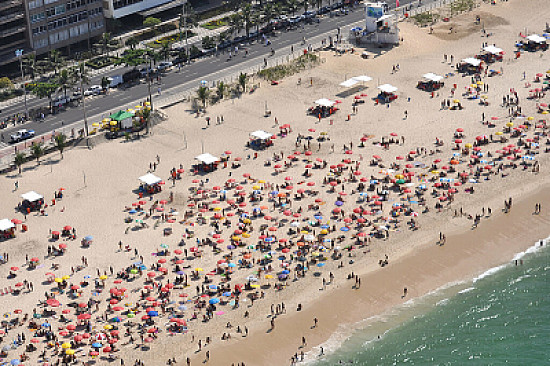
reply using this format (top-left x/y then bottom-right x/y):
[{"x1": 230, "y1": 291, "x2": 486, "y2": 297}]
[
  {"x1": 15, "y1": 50, "x2": 29, "y2": 120},
  {"x1": 146, "y1": 54, "x2": 154, "y2": 111},
  {"x1": 79, "y1": 62, "x2": 89, "y2": 136}
]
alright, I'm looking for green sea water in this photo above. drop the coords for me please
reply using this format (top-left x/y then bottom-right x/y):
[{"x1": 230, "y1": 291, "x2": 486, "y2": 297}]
[{"x1": 310, "y1": 241, "x2": 550, "y2": 366}]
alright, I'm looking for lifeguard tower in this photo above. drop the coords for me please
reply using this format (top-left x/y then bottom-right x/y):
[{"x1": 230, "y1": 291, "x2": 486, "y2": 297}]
[{"x1": 350, "y1": 2, "x2": 400, "y2": 46}]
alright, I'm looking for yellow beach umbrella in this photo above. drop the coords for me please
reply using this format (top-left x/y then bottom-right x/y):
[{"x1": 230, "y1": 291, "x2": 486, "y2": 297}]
[
  {"x1": 252, "y1": 185, "x2": 261, "y2": 190},
  {"x1": 99, "y1": 275, "x2": 108, "y2": 280},
  {"x1": 65, "y1": 349, "x2": 75, "y2": 355},
  {"x1": 54, "y1": 278, "x2": 63, "y2": 283},
  {"x1": 465, "y1": 143, "x2": 472, "y2": 148},
  {"x1": 242, "y1": 232, "x2": 250, "y2": 238},
  {"x1": 527, "y1": 116, "x2": 534, "y2": 121},
  {"x1": 495, "y1": 131, "x2": 503, "y2": 136},
  {"x1": 231, "y1": 236, "x2": 240, "y2": 241},
  {"x1": 542, "y1": 111, "x2": 549, "y2": 115},
  {"x1": 92, "y1": 123, "x2": 100, "y2": 128},
  {"x1": 243, "y1": 219, "x2": 251, "y2": 224},
  {"x1": 250, "y1": 284, "x2": 260, "y2": 289},
  {"x1": 320, "y1": 229, "x2": 328, "y2": 235},
  {"x1": 258, "y1": 180, "x2": 266, "y2": 184},
  {"x1": 395, "y1": 174, "x2": 404, "y2": 179},
  {"x1": 430, "y1": 170, "x2": 439, "y2": 174},
  {"x1": 102, "y1": 118, "x2": 111, "y2": 123},
  {"x1": 265, "y1": 274, "x2": 273, "y2": 279},
  {"x1": 213, "y1": 207, "x2": 221, "y2": 211},
  {"x1": 506, "y1": 122, "x2": 514, "y2": 127},
  {"x1": 300, "y1": 230, "x2": 309, "y2": 234},
  {"x1": 103, "y1": 324, "x2": 113, "y2": 330},
  {"x1": 62, "y1": 343, "x2": 71, "y2": 349},
  {"x1": 453, "y1": 99, "x2": 460, "y2": 103},
  {"x1": 110, "y1": 120, "x2": 118, "y2": 126},
  {"x1": 62, "y1": 275, "x2": 70, "y2": 280},
  {"x1": 477, "y1": 81, "x2": 484, "y2": 85},
  {"x1": 195, "y1": 268, "x2": 204, "y2": 272}
]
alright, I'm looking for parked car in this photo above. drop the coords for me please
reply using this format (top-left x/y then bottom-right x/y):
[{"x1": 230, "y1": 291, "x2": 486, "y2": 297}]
[
  {"x1": 289, "y1": 16, "x2": 302, "y2": 24},
  {"x1": 83, "y1": 85, "x2": 102, "y2": 96},
  {"x1": 157, "y1": 61, "x2": 173, "y2": 72},
  {"x1": 10, "y1": 129, "x2": 35, "y2": 143},
  {"x1": 139, "y1": 67, "x2": 156, "y2": 78}
]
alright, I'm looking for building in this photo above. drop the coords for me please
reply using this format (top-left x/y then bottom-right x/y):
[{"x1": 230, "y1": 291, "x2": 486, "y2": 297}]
[
  {"x1": 25, "y1": 0, "x2": 106, "y2": 55},
  {"x1": 349, "y1": 2, "x2": 399, "y2": 46},
  {"x1": 102, "y1": 0, "x2": 184, "y2": 20},
  {"x1": 0, "y1": 0, "x2": 31, "y2": 65}
]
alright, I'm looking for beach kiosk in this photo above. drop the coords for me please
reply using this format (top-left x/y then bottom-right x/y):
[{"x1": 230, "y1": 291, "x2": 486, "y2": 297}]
[
  {"x1": 249, "y1": 130, "x2": 274, "y2": 149},
  {"x1": 478, "y1": 45, "x2": 504, "y2": 63},
  {"x1": 138, "y1": 173, "x2": 162, "y2": 194},
  {"x1": 194, "y1": 153, "x2": 220, "y2": 173},
  {"x1": 417, "y1": 73, "x2": 444, "y2": 91},
  {"x1": 309, "y1": 98, "x2": 337, "y2": 118},
  {"x1": 109, "y1": 110, "x2": 135, "y2": 130},
  {"x1": 377, "y1": 84, "x2": 398, "y2": 103},
  {"x1": 0, "y1": 219, "x2": 15, "y2": 240},
  {"x1": 521, "y1": 35, "x2": 548, "y2": 51},
  {"x1": 20, "y1": 191, "x2": 44, "y2": 212},
  {"x1": 459, "y1": 58, "x2": 483, "y2": 74}
]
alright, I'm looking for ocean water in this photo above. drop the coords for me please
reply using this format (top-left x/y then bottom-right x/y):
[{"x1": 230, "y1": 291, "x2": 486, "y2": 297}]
[{"x1": 309, "y1": 241, "x2": 550, "y2": 366}]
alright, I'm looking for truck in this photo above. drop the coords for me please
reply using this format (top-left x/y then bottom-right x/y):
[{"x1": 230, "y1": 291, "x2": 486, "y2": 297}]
[
  {"x1": 10, "y1": 129, "x2": 35, "y2": 143},
  {"x1": 106, "y1": 75, "x2": 124, "y2": 88}
]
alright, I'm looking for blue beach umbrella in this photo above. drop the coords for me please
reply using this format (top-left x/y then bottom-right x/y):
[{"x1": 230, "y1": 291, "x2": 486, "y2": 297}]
[
  {"x1": 209, "y1": 298, "x2": 220, "y2": 304},
  {"x1": 147, "y1": 311, "x2": 158, "y2": 317}
]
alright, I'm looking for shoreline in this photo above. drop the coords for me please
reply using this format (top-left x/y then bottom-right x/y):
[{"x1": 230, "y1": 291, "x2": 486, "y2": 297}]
[{"x1": 199, "y1": 183, "x2": 550, "y2": 365}]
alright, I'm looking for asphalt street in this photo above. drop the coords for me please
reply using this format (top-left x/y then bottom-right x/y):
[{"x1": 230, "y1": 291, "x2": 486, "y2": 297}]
[{"x1": 0, "y1": 0, "x2": 422, "y2": 147}]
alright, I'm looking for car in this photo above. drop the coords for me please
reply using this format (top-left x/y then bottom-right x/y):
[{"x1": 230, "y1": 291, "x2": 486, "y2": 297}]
[
  {"x1": 139, "y1": 67, "x2": 156, "y2": 78},
  {"x1": 289, "y1": 16, "x2": 302, "y2": 24},
  {"x1": 303, "y1": 11, "x2": 316, "y2": 18},
  {"x1": 83, "y1": 85, "x2": 101, "y2": 96},
  {"x1": 10, "y1": 129, "x2": 35, "y2": 143},
  {"x1": 157, "y1": 61, "x2": 173, "y2": 72}
]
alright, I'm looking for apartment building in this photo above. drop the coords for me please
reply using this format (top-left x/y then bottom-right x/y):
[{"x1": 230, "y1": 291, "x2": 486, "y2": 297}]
[
  {"x1": 0, "y1": 0, "x2": 30, "y2": 65},
  {"x1": 26, "y1": 0, "x2": 106, "y2": 54}
]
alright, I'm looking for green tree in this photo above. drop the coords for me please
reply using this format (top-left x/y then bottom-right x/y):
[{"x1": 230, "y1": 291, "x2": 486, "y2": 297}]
[
  {"x1": 101, "y1": 76, "x2": 111, "y2": 89},
  {"x1": 31, "y1": 82, "x2": 59, "y2": 111},
  {"x1": 54, "y1": 133, "x2": 67, "y2": 159},
  {"x1": 300, "y1": 0, "x2": 310, "y2": 12},
  {"x1": 14, "y1": 152, "x2": 25, "y2": 174},
  {"x1": 262, "y1": 2, "x2": 275, "y2": 27},
  {"x1": 238, "y1": 72, "x2": 248, "y2": 94},
  {"x1": 125, "y1": 37, "x2": 139, "y2": 50},
  {"x1": 229, "y1": 13, "x2": 243, "y2": 36},
  {"x1": 143, "y1": 17, "x2": 161, "y2": 35},
  {"x1": 286, "y1": 0, "x2": 299, "y2": 15},
  {"x1": 217, "y1": 81, "x2": 226, "y2": 99},
  {"x1": 30, "y1": 142, "x2": 43, "y2": 164},
  {"x1": 42, "y1": 49, "x2": 65, "y2": 75},
  {"x1": 0, "y1": 77, "x2": 13, "y2": 89},
  {"x1": 202, "y1": 36, "x2": 215, "y2": 49},
  {"x1": 159, "y1": 39, "x2": 172, "y2": 61},
  {"x1": 118, "y1": 49, "x2": 147, "y2": 67},
  {"x1": 241, "y1": 4, "x2": 254, "y2": 38},
  {"x1": 95, "y1": 32, "x2": 118, "y2": 57},
  {"x1": 142, "y1": 107, "x2": 151, "y2": 134},
  {"x1": 22, "y1": 54, "x2": 37, "y2": 80},
  {"x1": 196, "y1": 86, "x2": 210, "y2": 109},
  {"x1": 56, "y1": 69, "x2": 73, "y2": 98}
]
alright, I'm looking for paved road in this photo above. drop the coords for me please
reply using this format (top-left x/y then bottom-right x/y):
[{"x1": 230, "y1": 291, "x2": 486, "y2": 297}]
[{"x1": 0, "y1": 0, "x2": 424, "y2": 143}]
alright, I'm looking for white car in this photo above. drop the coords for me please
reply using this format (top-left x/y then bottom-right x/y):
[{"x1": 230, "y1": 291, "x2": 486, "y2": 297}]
[
  {"x1": 83, "y1": 85, "x2": 102, "y2": 96},
  {"x1": 10, "y1": 129, "x2": 35, "y2": 143},
  {"x1": 157, "y1": 61, "x2": 173, "y2": 72}
]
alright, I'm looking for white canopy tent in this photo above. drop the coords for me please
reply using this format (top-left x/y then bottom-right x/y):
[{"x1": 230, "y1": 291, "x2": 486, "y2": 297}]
[
  {"x1": 377, "y1": 84, "x2": 398, "y2": 94},
  {"x1": 0, "y1": 219, "x2": 15, "y2": 231},
  {"x1": 314, "y1": 98, "x2": 335, "y2": 107},
  {"x1": 353, "y1": 75, "x2": 373, "y2": 82},
  {"x1": 138, "y1": 173, "x2": 162, "y2": 186},
  {"x1": 21, "y1": 191, "x2": 43, "y2": 202},
  {"x1": 195, "y1": 153, "x2": 220, "y2": 165},
  {"x1": 526, "y1": 34, "x2": 546, "y2": 44},
  {"x1": 482, "y1": 45, "x2": 503, "y2": 54},
  {"x1": 250, "y1": 130, "x2": 273, "y2": 140},
  {"x1": 339, "y1": 78, "x2": 359, "y2": 88},
  {"x1": 461, "y1": 57, "x2": 482, "y2": 67},
  {"x1": 422, "y1": 73, "x2": 444, "y2": 82}
]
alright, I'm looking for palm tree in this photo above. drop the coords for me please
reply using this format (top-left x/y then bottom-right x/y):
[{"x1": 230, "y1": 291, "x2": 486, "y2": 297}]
[
  {"x1": 262, "y1": 2, "x2": 275, "y2": 27},
  {"x1": 54, "y1": 133, "x2": 67, "y2": 159},
  {"x1": 300, "y1": 0, "x2": 310, "y2": 12},
  {"x1": 14, "y1": 152, "x2": 25, "y2": 174},
  {"x1": 22, "y1": 54, "x2": 37, "y2": 81},
  {"x1": 229, "y1": 13, "x2": 243, "y2": 36},
  {"x1": 30, "y1": 142, "x2": 43, "y2": 164},
  {"x1": 159, "y1": 40, "x2": 172, "y2": 61},
  {"x1": 56, "y1": 69, "x2": 74, "y2": 98},
  {"x1": 196, "y1": 86, "x2": 210, "y2": 110},
  {"x1": 241, "y1": 4, "x2": 253, "y2": 38},
  {"x1": 286, "y1": 0, "x2": 299, "y2": 15},
  {"x1": 95, "y1": 32, "x2": 118, "y2": 57},
  {"x1": 217, "y1": 82, "x2": 226, "y2": 99},
  {"x1": 47, "y1": 49, "x2": 65, "y2": 75},
  {"x1": 126, "y1": 37, "x2": 139, "y2": 50},
  {"x1": 238, "y1": 72, "x2": 247, "y2": 94},
  {"x1": 142, "y1": 107, "x2": 151, "y2": 134}
]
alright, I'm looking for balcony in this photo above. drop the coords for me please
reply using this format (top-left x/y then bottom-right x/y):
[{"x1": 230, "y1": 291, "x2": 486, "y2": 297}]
[
  {"x1": 0, "y1": 0, "x2": 22, "y2": 12},
  {"x1": 0, "y1": 11, "x2": 25, "y2": 25},
  {"x1": 0, "y1": 24, "x2": 25, "y2": 37}
]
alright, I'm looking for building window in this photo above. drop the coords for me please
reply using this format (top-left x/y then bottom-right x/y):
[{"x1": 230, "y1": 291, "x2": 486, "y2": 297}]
[
  {"x1": 28, "y1": 0, "x2": 44, "y2": 10},
  {"x1": 33, "y1": 38, "x2": 48, "y2": 48},
  {"x1": 30, "y1": 12, "x2": 46, "y2": 23}
]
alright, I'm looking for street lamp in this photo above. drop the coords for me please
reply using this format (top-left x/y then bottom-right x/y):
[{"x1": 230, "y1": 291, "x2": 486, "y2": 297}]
[
  {"x1": 179, "y1": 0, "x2": 189, "y2": 63},
  {"x1": 15, "y1": 49, "x2": 29, "y2": 120}
]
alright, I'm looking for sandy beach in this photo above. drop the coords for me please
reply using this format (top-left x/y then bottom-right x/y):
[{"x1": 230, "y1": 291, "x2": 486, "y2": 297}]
[{"x1": 1, "y1": 0, "x2": 550, "y2": 365}]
